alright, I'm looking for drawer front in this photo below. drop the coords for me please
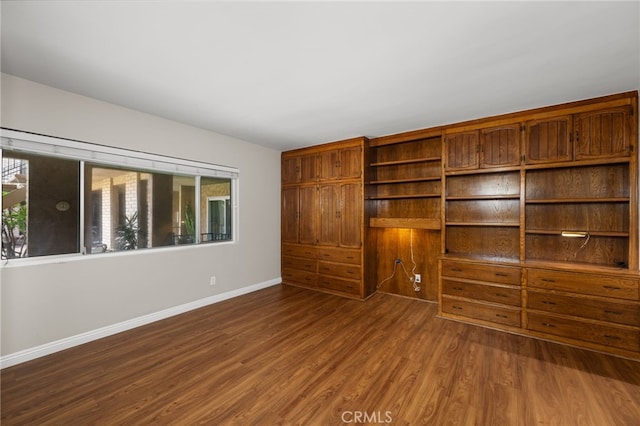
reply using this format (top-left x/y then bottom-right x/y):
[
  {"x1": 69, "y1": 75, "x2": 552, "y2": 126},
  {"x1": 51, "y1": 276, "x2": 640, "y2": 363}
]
[
  {"x1": 317, "y1": 275, "x2": 361, "y2": 296},
  {"x1": 441, "y1": 260, "x2": 520, "y2": 285},
  {"x1": 317, "y1": 247, "x2": 361, "y2": 265},
  {"x1": 442, "y1": 279, "x2": 521, "y2": 307},
  {"x1": 527, "y1": 269, "x2": 639, "y2": 300},
  {"x1": 282, "y1": 269, "x2": 317, "y2": 287},
  {"x1": 318, "y1": 261, "x2": 361, "y2": 280},
  {"x1": 282, "y1": 255, "x2": 317, "y2": 273},
  {"x1": 528, "y1": 290, "x2": 640, "y2": 326},
  {"x1": 441, "y1": 297, "x2": 521, "y2": 327},
  {"x1": 527, "y1": 312, "x2": 640, "y2": 352},
  {"x1": 282, "y1": 243, "x2": 317, "y2": 259}
]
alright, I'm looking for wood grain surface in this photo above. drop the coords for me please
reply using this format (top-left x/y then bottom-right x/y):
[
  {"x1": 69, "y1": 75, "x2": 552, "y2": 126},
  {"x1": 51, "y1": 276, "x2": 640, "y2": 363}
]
[{"x1": 2, "y1": 285, "x2": 639, "y2": 425}]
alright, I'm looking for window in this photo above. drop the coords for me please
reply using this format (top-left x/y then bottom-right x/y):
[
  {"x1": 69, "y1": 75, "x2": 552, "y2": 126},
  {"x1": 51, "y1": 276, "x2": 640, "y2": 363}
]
[
  {"x1": 201, "y1": 177, "x2": 232, "y2": 242},
  {"x1": 1, "y1": 129, "x2": 238, "y2": 260}
]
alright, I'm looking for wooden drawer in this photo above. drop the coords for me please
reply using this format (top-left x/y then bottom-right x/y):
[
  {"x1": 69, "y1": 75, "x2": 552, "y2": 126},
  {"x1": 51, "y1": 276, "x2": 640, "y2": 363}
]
[
  {"x1": 527, "y1": 312, "x2": 640, "y2": 352},
  {"x1": 317, "y1": 275, "x2": 361, "y2": 296},
  {"x1": 442, "y1": 279, "x2": 521, "y2": 307},
  {"x1": 282, "y1": 243, "x2": 317, "y2": 259},
  {"x1": 282, "y1": 256, "x2": 317, "y2": 273},
  {"x1": 317, "y1": 247, "x2": 361, "y2": 265},
  {"x1": 527, "y1": 269, "x2": 639, "y2": 300},
  {"x1": 318, "y1": 261, "x2": 361, "y2": 280},
  {"x1": 441, "y1": 297, "x2": 521, "y2": 327},
  {"x1": 441, "y1": 260, "x2": 520, "y2": 285},
  {"x1": 528, "y1": 290, "x2": 640, "y2": 326},
  {"x1": 282, "y1": 269, "x2": 317, "y2": 287}
]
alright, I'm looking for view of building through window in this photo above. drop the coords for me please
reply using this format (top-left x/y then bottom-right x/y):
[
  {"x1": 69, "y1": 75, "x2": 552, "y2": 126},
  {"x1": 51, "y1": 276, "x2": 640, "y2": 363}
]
[
  {"x1": 1, "y1": 157, "x2": 28, "y2": 259},
  {"x1": 1, "y1": 150, "x2": 234, "y2": 260}
]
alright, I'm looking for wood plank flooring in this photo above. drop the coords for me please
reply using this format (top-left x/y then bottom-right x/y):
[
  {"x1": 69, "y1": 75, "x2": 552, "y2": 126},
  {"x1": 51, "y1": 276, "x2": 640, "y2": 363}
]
[{"x1": 2, "y1": 284, "x2": 639, "y2": 425}]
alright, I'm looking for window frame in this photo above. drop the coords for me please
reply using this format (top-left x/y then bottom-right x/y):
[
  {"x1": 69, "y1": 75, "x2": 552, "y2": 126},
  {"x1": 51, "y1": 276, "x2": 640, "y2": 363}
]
[{"x1": 1, "y1": 128, "x2": 239, "y2": 264}]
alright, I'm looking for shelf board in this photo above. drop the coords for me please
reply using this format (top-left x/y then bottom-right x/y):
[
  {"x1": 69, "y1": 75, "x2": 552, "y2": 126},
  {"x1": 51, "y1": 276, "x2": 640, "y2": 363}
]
[
  {"x1": 445, "y1": 166, "x2": 521, "y2": 176},
  {"x1": 446, "y1": 194, "x2": 520, "y2": 200},
  {"x1": 446, "y1": 222, "x2": 520, "y2": 227},
  {"x1": 369, "y1": 176, "x2": 441, "y2": 184},
  {"x1": 525, "y1": 229, "x2": 629, "y2": 237},
  {"x1": 368, "y1": 193, "x2": 441, "y2": 200},
  {"x1": 525, "y1": 197, "x2": 629, "y2": 204},
  {"x1": 370, "y1": 156, "x2": 441, "y2": 167},
  {"x1": 370, "y1": 217, "x2": 441, "y2": 229},
  {"x1": 524, "y1": 156, "x2": 631, "y2": 171}
]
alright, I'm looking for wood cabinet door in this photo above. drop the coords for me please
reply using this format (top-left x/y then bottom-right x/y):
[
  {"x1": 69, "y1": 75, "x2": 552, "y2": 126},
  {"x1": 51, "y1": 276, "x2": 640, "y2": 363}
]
[
  {"x1": 299, "y1": 185, "x2": 318, "y2": 245},
  {"x1": 339, "y1": 146, "x2": 362, "y2": 179},
  {"x1": 317, "y1": 183, "x2": 339, "y2": 246},
  {"x1": 281, "y1": 186, "x2": 299, "y2": 243},
  {"x1": 445, "y1": 131, "x2": 480, "y2": 170},
  {"x1": 339, "y1": 182, "x2": 362, "y2": 248},
  {"x1": 282, "y1": 156, "x2": 300, "y2": 184},
  {"x1": 299, "y1": 154, "x2": 319, "y2": 182},
  {"x1": 480, "y1": 124, "x2": 520, "y2": 168},
  {"x1": 525, "y1": 116, "x2": 573, "y2": 164},
  {"x1": 575, "y1": 106, "x2": 632, "y2": 160},
  {"x1": 318, "y1": 149, "x2": 341, "y2": 181}
]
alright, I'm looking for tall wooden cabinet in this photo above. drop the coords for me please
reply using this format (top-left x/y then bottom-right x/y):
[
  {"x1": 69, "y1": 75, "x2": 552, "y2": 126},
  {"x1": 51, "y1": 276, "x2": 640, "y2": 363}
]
[{"x1": 281, "y1": 137, "x2": 373, "y2": 299}]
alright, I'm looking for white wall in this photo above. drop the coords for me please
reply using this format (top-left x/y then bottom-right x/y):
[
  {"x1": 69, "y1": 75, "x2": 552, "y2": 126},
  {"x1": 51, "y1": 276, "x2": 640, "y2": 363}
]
[{"x1": 0, "y1": 73, "x2": 282, "y2": 360}]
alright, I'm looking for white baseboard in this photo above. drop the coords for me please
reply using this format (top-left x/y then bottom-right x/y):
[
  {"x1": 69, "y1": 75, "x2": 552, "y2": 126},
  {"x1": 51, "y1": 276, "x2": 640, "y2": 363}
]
[{"x1": 0, "y1": 278, "x2": 281, "y2": 369}]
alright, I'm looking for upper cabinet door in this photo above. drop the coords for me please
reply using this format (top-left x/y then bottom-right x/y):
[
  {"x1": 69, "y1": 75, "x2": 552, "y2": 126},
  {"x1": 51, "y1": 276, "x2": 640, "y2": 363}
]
[
  {"x1": 339, "y1": 146, "x2": 362, "y2": 179},
  {"x1": 445, "y1": 131, "x2": 480, "y2": 171},
  {"x1": 282, "y1": 153, "x2": 319, "y2": 184},
  {"x1": 574, "y1": 106, "x2": 632, "y2": 160},
  {"x1": 282, "y1": 156, "x2": 300, "y2": 184},
  {"x1": 319, "y1": 150, "x2": 341, "y2": 181},
  {"x1": 525, "y1": 115, "x2": 573, "y2": 164},
  {"x1": 299, "y1": 154, "x2": 319, "y2": 183},
  {"x1": 480, "y1": 124, "x2": 521, "y2": 168}
]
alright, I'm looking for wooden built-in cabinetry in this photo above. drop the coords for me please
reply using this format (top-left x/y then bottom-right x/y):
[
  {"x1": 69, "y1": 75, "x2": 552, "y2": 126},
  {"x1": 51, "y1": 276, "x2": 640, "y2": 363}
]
[
  {"x1": 281, "y1": 91, "x2": 639, "y2": 359},
  {"x1": 281, "y1": 137, "x2": 373, "y2": 299},
  {"x1": 439, "y1": 92, "x2": 639, "y2": 359}
]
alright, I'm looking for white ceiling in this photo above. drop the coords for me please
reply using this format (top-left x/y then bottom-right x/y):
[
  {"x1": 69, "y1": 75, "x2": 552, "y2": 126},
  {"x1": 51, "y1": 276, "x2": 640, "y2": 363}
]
[{"x1": 2, "y1": 1, "x2": 639, "y2": 152}]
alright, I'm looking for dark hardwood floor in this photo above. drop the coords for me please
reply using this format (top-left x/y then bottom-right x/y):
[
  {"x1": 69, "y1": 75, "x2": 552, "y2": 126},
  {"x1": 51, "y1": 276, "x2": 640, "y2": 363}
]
[{"x1": 2, "y1": 284, "x2": 639, "y2": 425}]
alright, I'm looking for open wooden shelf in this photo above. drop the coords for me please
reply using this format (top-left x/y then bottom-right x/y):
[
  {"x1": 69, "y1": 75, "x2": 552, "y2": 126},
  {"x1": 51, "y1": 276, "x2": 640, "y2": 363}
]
[
  {"x1": 525, "y1": 229, "x2": 630, "y2": 237},
  {"x1": 446, "y1": 222, "x2": 520, "y2": 227},
  {"x1": 368, "y1": 193, "x2": 440, "y2": 200},
  {"x1": 370, "y1": 156, "x2": 441, "y2": 167},
  {"x1": 369, "y1": 176, "x2": 440, "y2": 185},
  {"x1": 447, "y1": 194, "x2": 520, "y2": 200},
  {"x1": 370, "y1": 217, "x2": 441, "y2": 229},
  {"x1": 526, "y1": 197, "x2": 629, "y2": 204}
]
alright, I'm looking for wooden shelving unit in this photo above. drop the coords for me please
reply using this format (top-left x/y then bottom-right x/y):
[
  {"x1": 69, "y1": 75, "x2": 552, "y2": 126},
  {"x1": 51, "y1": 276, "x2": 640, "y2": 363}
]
[
  {"x1": 364, "y1": 133, "x2": 443, "y2": 301},
  {"x1": 367, "y1": 135, "x2": 442, "y2": 229},
  {"x1": 437, "y1": 91, "x2": 639, "y2": 359}
]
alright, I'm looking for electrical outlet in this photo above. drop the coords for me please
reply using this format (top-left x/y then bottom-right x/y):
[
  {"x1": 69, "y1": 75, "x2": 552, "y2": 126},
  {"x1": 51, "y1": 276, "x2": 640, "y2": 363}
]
[
  {"x1": 414, "y1": 274, "x2": 421, "y2": 283},
  {"x1": 210, "y1": 276, "x2": 216, "y2": 286}
]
